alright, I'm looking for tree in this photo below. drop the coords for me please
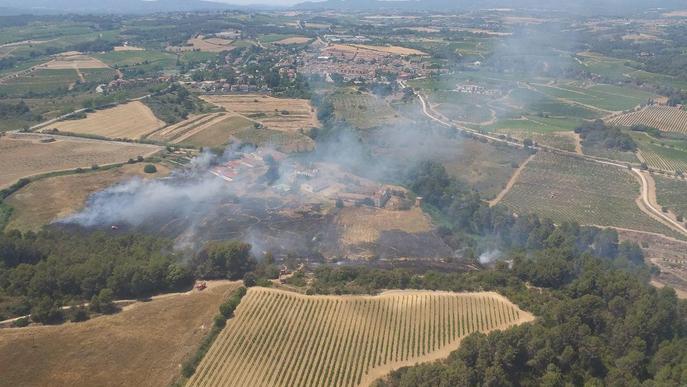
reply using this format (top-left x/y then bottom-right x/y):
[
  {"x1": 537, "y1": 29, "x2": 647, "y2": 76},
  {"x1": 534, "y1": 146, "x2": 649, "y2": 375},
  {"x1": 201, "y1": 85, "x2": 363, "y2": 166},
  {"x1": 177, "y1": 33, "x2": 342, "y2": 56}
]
[
  {"x1": 243, "y1": 272, "x2": 257, "y2": 287},
  {"x1": 97, "y1": 288, "x2": 117, "y2": 314},
  {"x1": 193, "y1": 241, "x2": 254, "y2": 280}
]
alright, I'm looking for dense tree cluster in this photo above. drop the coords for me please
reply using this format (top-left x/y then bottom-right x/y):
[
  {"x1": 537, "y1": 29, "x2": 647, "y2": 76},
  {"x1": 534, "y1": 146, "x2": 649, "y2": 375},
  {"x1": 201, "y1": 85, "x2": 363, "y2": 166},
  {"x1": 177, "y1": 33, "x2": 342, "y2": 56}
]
[
  {"x1": 575, "y1": 119, "x2": 637, "y2": 152},
  {"x1": 0, "y1": 231, "x2": 256, "y2": 323},
  {"x1": 143, "y1": 83, "x2": 211, "y2": 124}
]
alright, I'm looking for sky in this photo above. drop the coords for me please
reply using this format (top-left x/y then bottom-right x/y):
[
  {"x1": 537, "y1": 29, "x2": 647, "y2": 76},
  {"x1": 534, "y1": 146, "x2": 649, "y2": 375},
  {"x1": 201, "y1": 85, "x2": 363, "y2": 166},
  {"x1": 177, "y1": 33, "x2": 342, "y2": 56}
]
[{"x1": 213, "y1": 0, "x2": 304, "y2": 5}]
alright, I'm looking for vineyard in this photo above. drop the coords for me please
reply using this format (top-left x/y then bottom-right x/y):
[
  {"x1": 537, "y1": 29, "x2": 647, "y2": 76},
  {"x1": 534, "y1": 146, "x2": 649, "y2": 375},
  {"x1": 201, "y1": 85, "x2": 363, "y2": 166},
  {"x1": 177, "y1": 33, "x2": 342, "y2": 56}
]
[
  {"x1": 638, "y1": 148, "x2": 687, "y2": 173},
  {"x1": 608, "y1": 105, "x2": 687, "y2": 134},
  {"x1": 501, "y1": 152, "x2": 680, "y2": 237},
  {"x1": 654, "y1": 176, "x2": 687, "y2": 218},
  {"x1": 188, "y1": 288, "x2": 533, "y2": 387}
]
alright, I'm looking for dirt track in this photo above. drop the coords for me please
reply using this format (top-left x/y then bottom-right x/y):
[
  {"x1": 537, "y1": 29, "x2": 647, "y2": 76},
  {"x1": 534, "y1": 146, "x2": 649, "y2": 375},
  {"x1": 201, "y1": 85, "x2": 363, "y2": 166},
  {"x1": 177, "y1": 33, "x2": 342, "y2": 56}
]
[{"x1": 489, "y1": 154, "x2": 536, "y2": 207}]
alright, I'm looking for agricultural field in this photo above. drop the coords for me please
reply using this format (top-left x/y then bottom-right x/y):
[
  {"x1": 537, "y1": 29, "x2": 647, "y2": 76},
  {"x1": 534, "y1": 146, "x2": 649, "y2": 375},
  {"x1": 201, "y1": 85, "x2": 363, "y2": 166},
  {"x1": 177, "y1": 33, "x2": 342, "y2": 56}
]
[
  {"x1": 0, "y1": 69, "x2": 81, "y2": 96},
  {"x1": 188, "y1": 287, "x2": 533, "y2": 387},
  {"x1": 95, "y1": 50, "x2": 177, "y2": 69},
  {"x1": 168, "y1": 35, "x2": 235, "y2": 53},
  {"x1": 654, "y1": 176, "x2": 687, "y2": 219},
  {"x1": 0, "y1": 134, "x2": 160, "y2": 189},
  {"x1": 330, "y1": 91, "x2": 401, "y2": 129},
  {"x1": 182, "y1": 115, "x2": 256, "y2": 148},
  {"x1": 40, "y1": 52, "x2": 110, "y2": 70},
  {"x1": 632, "y1": 132, "x2": 687, "y2": 173},
  {"x1": 4, "y1": 163, "x2": 171, "y2": 232},
  {"x1": 273, "y1": 37, "x2": 313, "y2": 45},
  {"x1": 50, "y1": 101, "x2": 165, "y2": 140},
  {"x1": 336, "y1": 207, "x2": 433, "y2": 244},
  {"x1": 432, "y1": 139, "x2": 531, "y2": 200},
  {"x1": 231, "y1": 126, "x2": 315, "y2": 153},
  {"x1": 0, "y1": 282, "x2": 240, "y2": 387},
  {"x1": 201, "y1": 94, "x2": 320, "y2": 132},
  {"x1": 494, "y1": 127, "x2": 578, "y2": 152},
  {"x1": 500, "y1": 152, "x2": 678, "y2": 236},
  {"x1": 533, "y1": 83, "x2": 657, "y2": 112},
  {"x1": 147, "y1": 113, "x2": 255, "y2": 147},
  {"x1": 607, "y1": 106, "x2": 687, "y2": 134},
  {"x1": 347, "y1": 44, "x2": 428, "y2": 56}
]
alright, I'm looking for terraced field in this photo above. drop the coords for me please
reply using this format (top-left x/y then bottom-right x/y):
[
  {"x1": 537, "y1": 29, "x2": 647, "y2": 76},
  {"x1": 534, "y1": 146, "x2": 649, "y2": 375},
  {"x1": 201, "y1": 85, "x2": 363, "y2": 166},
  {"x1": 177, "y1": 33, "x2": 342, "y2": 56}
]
[
  {"x1": 188, "y1": 288, "x2": 533, "y2": 387},
  {"x1": 608, "y1": 105, "x2": 687, "y2": 134},
  {"x1": 201, "y1": 94, "x2": 319, "y2": 132},
  {"x1": 501, "y1": 152, "x2": 678, "y2": 236}
]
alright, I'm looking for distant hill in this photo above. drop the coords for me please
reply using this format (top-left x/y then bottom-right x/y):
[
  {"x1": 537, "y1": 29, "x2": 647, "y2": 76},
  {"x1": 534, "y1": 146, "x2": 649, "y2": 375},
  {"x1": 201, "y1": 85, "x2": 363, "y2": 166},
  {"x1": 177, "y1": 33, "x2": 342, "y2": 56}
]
[
  {"x1": 0, "y1": 0, "x2": 260, "y2": 14},
  {"x1": 294, "y1": 0, "x2": 686, "y2": 15}
]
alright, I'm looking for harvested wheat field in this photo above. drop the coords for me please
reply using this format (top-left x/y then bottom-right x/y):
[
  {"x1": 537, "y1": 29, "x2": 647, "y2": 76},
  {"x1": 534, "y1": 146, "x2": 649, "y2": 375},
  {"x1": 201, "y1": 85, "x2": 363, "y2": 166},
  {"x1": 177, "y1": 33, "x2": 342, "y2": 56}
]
[
  {"x1": 349, "y1": 44, "x2": 428, "y2": 56},
  {"x1": 336, "y1": 207, "x2": 433, "y2": 244},
  {"x1": 40, "y1": 52, "x2": 110, "y2": 69},
  {"x1": 274, "y1": 37, "x2": 312, "y2": 45},
  {"x1": 186, "y1": 36, "x2": 235, "y2": 52},
  {"x1": 5, "y1": 163, "x2": 171, "y2": 231},
  {"x1": 0, "y1": 282, "x2": 240, "y2": 387},
  {"x1": 51, "y1": 101, "x2": 165, "y2": 139},
  {"x1": 607, "y1": 105, "x2": 687, "y2": 134},
  {"x1": 188, "y1": 287, "x2": 534, "y2": 387},
  {"x1": 0, "y1": 134, "x2": 160, "y2": 189},
  {"x1": 201, "y1": 94, "x2": 320, "y2": 132}
]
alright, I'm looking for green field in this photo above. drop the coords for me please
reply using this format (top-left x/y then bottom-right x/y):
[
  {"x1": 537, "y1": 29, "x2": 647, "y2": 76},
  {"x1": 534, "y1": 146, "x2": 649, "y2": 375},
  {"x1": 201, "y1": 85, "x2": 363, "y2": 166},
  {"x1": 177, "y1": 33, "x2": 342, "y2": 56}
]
[
  {"x1": 0, "y1": 69, "x2": 80, "y2": 96},
  {"x1": 95, "y1": 50, "x2": 177, "y2": 69},
  {"x1": 183, "y1": 115, "x2": 255, "y2": 148},
  {"x1": 330, "y1": 90, "x2": 401, "y2": 129},
  {"x1": 533, "y1": 83, "x2": 656, "y2": 112},
  {"x1": 501, "y1": 152, "x2": 678, "y2": 237},
  {"x1": 428, "y1": 137, "x2": 531, "y2": 199}
]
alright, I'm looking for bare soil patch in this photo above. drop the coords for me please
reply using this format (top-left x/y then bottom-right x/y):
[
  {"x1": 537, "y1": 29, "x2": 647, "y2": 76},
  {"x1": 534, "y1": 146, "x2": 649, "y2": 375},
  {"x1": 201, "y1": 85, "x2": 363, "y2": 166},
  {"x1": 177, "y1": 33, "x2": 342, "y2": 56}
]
[
  {"x1": 51, "y1": 101, "x2": 165, "y2": 140},
  {"x1": 0, "y1": 282, "x2": 240, "y2": 387},
  {"x1": 0, "y1": 134, "x2": 160, "y2": 189},
  {"x1": 5, "y1": 163, "x2": 171, "y2": 231}
]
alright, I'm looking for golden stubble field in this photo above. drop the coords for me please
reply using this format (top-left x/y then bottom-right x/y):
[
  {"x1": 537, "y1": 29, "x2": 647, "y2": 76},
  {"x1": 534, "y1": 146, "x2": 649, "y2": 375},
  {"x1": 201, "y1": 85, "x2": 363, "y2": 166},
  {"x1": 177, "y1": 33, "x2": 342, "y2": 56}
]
[
  {"x1": 50, "y1": 101, "x2": 165, "y2": 139},
  {"x1": 5, "y1": 163, "x2": 171, "y2": 231},
  {"x1": 0, "y1": 134, "x2": 161, "y2": 189},
  {"x1": 188, "y1": 287, "x2": 534, "y2": 387},
  {"x1": 335, "y1": 206, "x2": 433, "y2": 245},
  {"x1": 0, "y1": 282, "x2": 241, "y2": 387}
]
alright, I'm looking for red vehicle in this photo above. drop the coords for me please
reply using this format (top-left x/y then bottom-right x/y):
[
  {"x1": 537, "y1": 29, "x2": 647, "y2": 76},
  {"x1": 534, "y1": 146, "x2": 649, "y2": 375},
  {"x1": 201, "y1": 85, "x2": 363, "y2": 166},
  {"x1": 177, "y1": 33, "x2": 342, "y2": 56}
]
[{"x1": 195, "y1": 281, "x2": 208, "y2": 291}]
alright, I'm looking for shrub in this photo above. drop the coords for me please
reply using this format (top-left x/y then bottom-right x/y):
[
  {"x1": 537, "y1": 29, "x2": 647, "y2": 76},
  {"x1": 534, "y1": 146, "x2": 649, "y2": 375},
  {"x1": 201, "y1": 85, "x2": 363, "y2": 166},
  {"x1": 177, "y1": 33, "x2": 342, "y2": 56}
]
[
  {"x1": 243, "y1": 272, "x2": 257, "y2": 287},
  {"x1": 144, "y1": 164, "x2": 157, "y2": 174},
  {"x1": 69, "y1": 306, "x2": 90, "y2": 322},
  {"x1": 12, "y1": 317, "x2": 30, "y2": 327},
  {"x1": 214, "y1": 314, "x2": 226, "y2": 328}
]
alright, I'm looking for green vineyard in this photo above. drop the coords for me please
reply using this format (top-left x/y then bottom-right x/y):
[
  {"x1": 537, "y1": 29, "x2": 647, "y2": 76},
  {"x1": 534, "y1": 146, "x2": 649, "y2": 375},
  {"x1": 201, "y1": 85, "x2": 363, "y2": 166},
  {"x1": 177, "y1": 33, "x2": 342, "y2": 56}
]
[
  {"x1": 188, "y1": 288, "x2": 533, "y2": 387},
  {"x1": 501, "y1": 152, "x2": 680, "y2": 237}
]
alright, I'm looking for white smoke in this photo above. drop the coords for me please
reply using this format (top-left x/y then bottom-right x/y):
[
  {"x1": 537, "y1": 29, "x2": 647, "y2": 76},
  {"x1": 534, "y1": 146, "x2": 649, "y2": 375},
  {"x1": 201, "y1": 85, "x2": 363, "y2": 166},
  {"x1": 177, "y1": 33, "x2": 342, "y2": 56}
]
[
  {"x1": 479, "y1": 249, "x2": 502, "y2": 265},
  {"x1": 59, "y1": 174, "x2": 229, "y2": 228}
]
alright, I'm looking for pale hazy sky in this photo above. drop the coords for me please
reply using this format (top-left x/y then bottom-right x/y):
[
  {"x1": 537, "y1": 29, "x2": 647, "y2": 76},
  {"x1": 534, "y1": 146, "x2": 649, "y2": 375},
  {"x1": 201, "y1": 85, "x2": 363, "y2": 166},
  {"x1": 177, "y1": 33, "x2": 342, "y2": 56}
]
[{"x1": 212, "y1": 0, "x2": 306, "y2": 5}]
